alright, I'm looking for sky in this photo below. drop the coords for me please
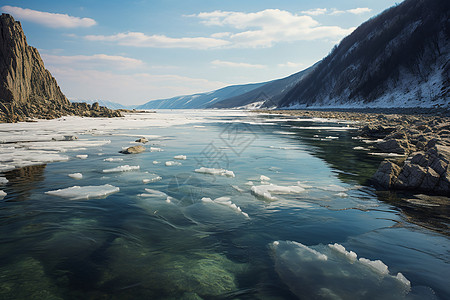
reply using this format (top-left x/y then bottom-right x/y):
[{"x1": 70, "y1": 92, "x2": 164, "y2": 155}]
[{"x1": 1, "y1": 0, "x2": 401, "y2": 105}]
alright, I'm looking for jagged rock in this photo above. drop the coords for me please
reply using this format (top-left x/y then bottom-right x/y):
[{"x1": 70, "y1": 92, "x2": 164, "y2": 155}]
[
  {"x1": 0, "y1": 14, "x2": 122, "y2": 122},
  {"x1": 375, "y1": 138, "x2": 410, "y2": 154},
  {"x1": 91, "y1": 102, "x2": 100, "y2": 111},
  {"x1": 120, "y1": 145, "x2": 145, "y2": 154},
  {"x1": 135, "y1": 137, "x2": 149, "y2": 144},
  {"x1": 372, "y1": 160, "x2": 401, "y2": 188},
  {"x1": 360, "y1": 125, "x2": 396, "y2": 138},
  {"x1": 395, "y1": 164, "x2": 427, "y2": 189}
]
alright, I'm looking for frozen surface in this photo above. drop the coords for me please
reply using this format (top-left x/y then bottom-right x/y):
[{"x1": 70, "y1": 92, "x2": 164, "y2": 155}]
[
  {"x1": 45, "y1": 184, "x2": 120, "y2": 200},
  {"x1": 271, "y1": 241, "x2": 411, "y2": 300},
  {"x1": 251, "y1": 184, "x2": 305, "y2": 201},
  {"x1": 194, "y1": 167, "x2": 235, "y2": 177},
  {"x1": 68, "y1": 173, "x2": 83, "y2": 179},
  {"x1": 103, "y1": 165, "x2": 140, "y2": 173}
]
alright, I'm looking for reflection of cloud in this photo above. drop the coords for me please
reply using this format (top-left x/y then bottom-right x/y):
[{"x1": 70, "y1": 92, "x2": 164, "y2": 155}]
[
  {"x1": 41, "y1": 54, "x2": 144, "y2": 69},
  {"x1": 47, "y1": 67, "x2": 226, "y2": 105},
  {"x1": 85, "y1": 32, "x2": 230, "y2": 49},
  {"x1": 1, "y1": 5, "x2": 96, "y2": 28},
  {"x1": 212, "y1": 60, "x2": 265, "y2": 69}
]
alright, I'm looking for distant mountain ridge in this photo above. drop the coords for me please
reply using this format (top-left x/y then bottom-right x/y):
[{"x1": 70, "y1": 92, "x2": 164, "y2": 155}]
[
  {"x1": 136, "y1": 82, "x2": 267, "y2": 109},
  {"x1": 278, "y1": 0, "x2": 449, "y2": 109}
]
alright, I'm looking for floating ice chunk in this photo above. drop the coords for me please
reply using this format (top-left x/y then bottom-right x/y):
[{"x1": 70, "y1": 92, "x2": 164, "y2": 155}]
[
  {"x1": 103, "y1": 165, "x2": 140, "y2": 173},
  {"x1": 369, "y1": 152, "x2": 406, "y2": 157},
  {"x1": 68, "y1": 173, "x2": 83, "y2": 179},
  {"x1": 245, "y1": 181, "x2": 254, "y2": 186},
  {"x1": 45, "y1": 184, "x2": 119, "y2": 200},
  {"x1": 273, "y1": 131, "x2": 296, "y2": 135},
  {"x1": 325, "y1": 136, "x2": 339, "y2": 139},
  {"x1": 142, "y1": 176, "x2": 162, "y2": 183},
  {"x1": 76, "y1": 154, "x2": 88, "y2": 159},
  {"x1": 232, "y1": 185, "x2": 244, "y2": 193},
  {"x1": 297, "y1": 181, "x2": 313, "y2": 189},
  {"x1": 336, "y1": 192, "x2": 348, "y2": 197},
  {"x1": 104, "y1": 157, "x2": 123, "y2": 162},
  {"x1": 138, "y1": 188, "x2": 168, "y2": 198},
  {"x1": 150, "y1": 147, "x2": 163, "y2": 152},
  {"x1": 194, "y1": 167, "x2": 235, "y2": 177},
  {"x1": 153, "y1": 161, "x2": 160, "y2": 164},
  {"x1": 328, "y1": 243, "x2": 357, "y2": 262},
  {"x1": 202, "y1": 196, "x2": 249, "y2": 218},
  {"x1": 353, "y1": 146, "x2": 369, "y2": 151},
  {"x1": 0, "y1": 190, "x2": 6, "y2": 198},
  {"x1": 260, "y1": 175, "x2": 271, "y2": 181},
  {"x1": 271, "y1": 241, "x2": 412, "y2": 299},
  {"x1": 165, "y1": 161, "x2": 181, "y2": 166},
  {"x1": 0, "y1": 177, "x2": 8, "y2": 185},
  {"x1": 193, "y1": 125, "x2": 205, "y2": 128},
  {"x1": 251, "y1": 184, "x2": 305, "y2": 201},
  {"x1": 174, "y1": 155, "x2": 187, "y2": 160},
  {"x1": 359, "y1": 258, "x2": 389, "y2": 275}
]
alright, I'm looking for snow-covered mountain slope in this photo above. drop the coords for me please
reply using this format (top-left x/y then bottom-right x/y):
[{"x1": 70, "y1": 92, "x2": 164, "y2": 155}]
[
  {"x1": 210, "y1": 66, "x2": 314, "y2": 109},
  {"x1": 136, "y1": 82, "x2": 266, "y2": 109},
  {"x1": 278, "y1": 0, "x2": 449, "y2": 109}
]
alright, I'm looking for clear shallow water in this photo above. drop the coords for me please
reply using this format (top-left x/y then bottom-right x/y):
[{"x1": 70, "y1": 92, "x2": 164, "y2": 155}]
[{"x1": 0, "y1": 111, "x2": 449, "y2": 299}]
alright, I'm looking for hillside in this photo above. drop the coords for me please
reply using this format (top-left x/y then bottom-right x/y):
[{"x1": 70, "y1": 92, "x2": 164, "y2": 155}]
[
  {"x1": 137, "y1": 82, "x2": 266, "y2": 109},
  {"x1": 0, "y1": 14, "x2": 120, "y2": 122},
  {"x1": 278, "y1": 0, "x2": 449, "y2": 109},
  {"x1": 210, "y1": 66, "x2": 315, "y2": 109}
]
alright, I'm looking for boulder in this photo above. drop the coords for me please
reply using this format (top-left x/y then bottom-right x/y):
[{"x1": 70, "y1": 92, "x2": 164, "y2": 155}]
[
  {"x1": 360, "y1": 125, "x2": 396, "y2": 138},
  {"x1": 135, "y1": 137, "x2": 149, "y2": 144},
  {"x1": 372, "y1": 160, "x2": 401, "y2": 188},
  {"x1": 395, "y1": 164, "x2": 427, "y2": 189},
  {"x1": 120, "y1": 145, "x2": 145, "y2": 154},
  {"x1": 375, "y1": 139, "x2": 410, "y2": 154}
]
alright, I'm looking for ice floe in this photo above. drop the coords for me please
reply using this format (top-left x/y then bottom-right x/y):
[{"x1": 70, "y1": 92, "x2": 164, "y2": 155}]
[
  {"x1": 153, "y1": 161, "x2": 160, "y2": 164},
  {"x1": 165, "y1": 161, "x2": 182, "y2": 166},
  {"x1": 0, "y1": 177, "x2": 8, "y2": 185},
  {"x1": 271, "y1": 241, "x2": 411, "y2": 299},
  {"x1": 201, "y1": 196, "x2": 249, "y2": 218},
  {"x1": 273, "y1": 131, "x2": 296, "y2": 135},
  {"x1": 260, "y1": 175, "x2": 271, "y2": 182},
  {"x1": 353, "y1": 146, "x2": 369, "y2": 151},
  {"x1": 150, "y1": 147, "x2": 163, "y2": 152},
  {"x1": 76, "y1": 154, "x2": 88, "y2": 159},
  {"x1": 194, "y1": 167, "x2": 235, "y2": 177},
  {"x1": 232, "y1": 185, "x2": 245, "y2": 193},
  {"x1": 45, "y1": 184, "x2": 119, "y2": 200},
  {"x1": 142, "y1": 175, "x2": 162, "y2": 183},
  {"x1": 251, "y1": 184, "x2": 305, "y2": 201},
  {"x1": 68, "y1": 173, "x2": 83, "y2": 179},
  {"x1": 103, "y1": 165, "x2": 140, "y2": 173},
  {"x1": 174, "y1": 155, "x2": 187, "y2": 160},
  {"x1": 104, "y1": 157, "x2": 123, "y2": 162},
  {"x1": 0, "y1": 190, "x2": 6, "y2": 198}
]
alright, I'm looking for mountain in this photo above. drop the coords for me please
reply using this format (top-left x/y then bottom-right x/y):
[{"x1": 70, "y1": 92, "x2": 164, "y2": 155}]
[
  {"x1": 71, "y1": 99, "x2": 135, "y2": 110},
  {"x1": 210, "y1": 66, "x2": 315, "y2": 109},
  {"x1": 278, "y1": 0, "x2": 449, "y2": 109},
  {"x1": 0, "y1": 14, "x2": 120, "y2": 122},
  {"x1": 136, "y1": 82, "x2": 266, "y2": 109}
]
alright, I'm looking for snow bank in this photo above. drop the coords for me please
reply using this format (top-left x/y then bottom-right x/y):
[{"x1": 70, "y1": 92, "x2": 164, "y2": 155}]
[
  {"x1": 271, "y1": 241, "x2": 411, "y2": 299},
  {"x1": 194, "y1": 167, "x2": 235, "y2": 177},
  {"x1": 251, "y1": 184, "x2": 305, "y2": 201},
  {"x1": 68, "y1": 173, "x2": 83, "y2": 179},
  {"x1": 103, "y1": 165, "x2": 140, "y2": 173},
  {"x1": 174, "y1": 155, "x2": 187, "y2": 160},
  {"x1": 45, "y1": 184, "x2": 119, "y2": 200}
]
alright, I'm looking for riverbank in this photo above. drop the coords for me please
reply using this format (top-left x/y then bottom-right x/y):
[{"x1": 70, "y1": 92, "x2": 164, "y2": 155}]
[{"x1": 254, "y1": 109, "x2": 450, "y2": 196}]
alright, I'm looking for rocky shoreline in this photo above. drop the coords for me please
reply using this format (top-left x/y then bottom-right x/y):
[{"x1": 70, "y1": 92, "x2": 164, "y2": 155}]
[{"x1": 254, "y1": 109, "x2": 450, "y2": 196}]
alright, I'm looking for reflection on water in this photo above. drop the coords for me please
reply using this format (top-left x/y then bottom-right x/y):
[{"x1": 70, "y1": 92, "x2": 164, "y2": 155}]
[{"x1": 0, "y1": 112, "x2": 449, "y2": 299}]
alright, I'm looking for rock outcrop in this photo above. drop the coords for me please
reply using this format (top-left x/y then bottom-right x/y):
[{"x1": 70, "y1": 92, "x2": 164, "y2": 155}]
[
  {"x1": 0, "y1": 14, "x2": 121, "y2": 122},
  {"x1": 120, "y1": 145, "x2": 145, "y2": 154}
]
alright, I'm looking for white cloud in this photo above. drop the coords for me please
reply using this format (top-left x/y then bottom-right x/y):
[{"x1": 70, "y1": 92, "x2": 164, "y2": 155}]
[
  {"x1": 42, "y1": 54, "x2": 144, "y2": 69},
  {"x1": 47, "y1": 67, "x2": 227, "y2": 105},
  {"x1": 1, "y1": 6, "x2": 96, "y2": 28},
  {"x1": 212, "y1": 60, "x2": 265, "y2": 69},
  {"x1": 347, "y1": 8, "x2": 372, "y2": 15},
  {"x1": 301, "y1": 8, "x2": 328, "y2": 16},
  {"x1": 85, "y1": 32, "x2": 230, "y2": 49},
  {"x1": 278, "y1": 62, "x2": 304, "y2": 68}
]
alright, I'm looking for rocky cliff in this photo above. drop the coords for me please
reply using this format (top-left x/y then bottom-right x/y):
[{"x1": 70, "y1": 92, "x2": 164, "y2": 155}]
[{"x1": 0, "y1": 14, "x2": 121, "y2": 122}]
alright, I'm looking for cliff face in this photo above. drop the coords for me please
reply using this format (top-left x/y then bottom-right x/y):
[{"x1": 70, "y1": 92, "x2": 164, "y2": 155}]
[
  {"x1": 0, "y1": 14, "x2": 68, "y2": 105},
  {"x1": 0, "y1": 14, "x2": 121, "y2": 122}
]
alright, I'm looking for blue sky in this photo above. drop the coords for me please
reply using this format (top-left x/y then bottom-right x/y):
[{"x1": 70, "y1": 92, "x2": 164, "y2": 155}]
[{"x1": 2, "y1": 0, "x2": 401, "y2": 105}]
